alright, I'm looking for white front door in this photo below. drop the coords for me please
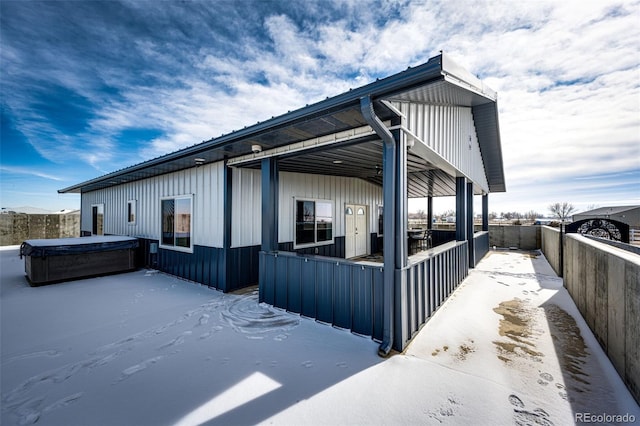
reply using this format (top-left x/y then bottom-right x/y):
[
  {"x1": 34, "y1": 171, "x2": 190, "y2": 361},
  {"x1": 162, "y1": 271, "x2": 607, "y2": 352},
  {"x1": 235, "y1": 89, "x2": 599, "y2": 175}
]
[{"x1": 345, "y1": 204, "x2": 367, "y2": 258}]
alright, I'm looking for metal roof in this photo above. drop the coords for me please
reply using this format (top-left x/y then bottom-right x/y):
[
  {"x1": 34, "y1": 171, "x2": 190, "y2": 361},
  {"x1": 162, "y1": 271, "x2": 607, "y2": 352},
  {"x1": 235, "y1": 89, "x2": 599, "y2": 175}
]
[
  {"x1": 574, "y1": 205, "x2": 640, "y2": 216},
  {"x1": 59, "y1": 53, "x2": 505, "y2": 196}
]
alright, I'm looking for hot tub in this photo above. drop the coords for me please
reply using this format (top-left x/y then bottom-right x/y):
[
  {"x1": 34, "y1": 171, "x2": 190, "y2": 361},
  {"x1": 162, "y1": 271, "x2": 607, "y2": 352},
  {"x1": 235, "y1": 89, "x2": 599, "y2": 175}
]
[{"x1": 20, "y1": 236, "x2": 139, "y2": 286}]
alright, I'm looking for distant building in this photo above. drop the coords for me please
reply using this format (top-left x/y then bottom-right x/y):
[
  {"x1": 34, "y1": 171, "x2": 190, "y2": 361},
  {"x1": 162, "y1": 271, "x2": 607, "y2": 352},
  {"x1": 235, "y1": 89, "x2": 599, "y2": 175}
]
[{"x1": 572, "y1": 206, "x2": 640, "y2": 228}]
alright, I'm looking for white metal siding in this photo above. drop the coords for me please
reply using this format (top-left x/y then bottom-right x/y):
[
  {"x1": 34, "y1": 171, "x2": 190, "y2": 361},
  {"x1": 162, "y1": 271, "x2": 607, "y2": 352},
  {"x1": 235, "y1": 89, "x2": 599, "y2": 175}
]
[
  {"x1": 278, "y1": 172, "x2": 382, "y2": 245},
  {"x1": 231, "y1": 168, "x2": 262, "y2": 248},
  {"x1": 394, "y1": 101, "x2": 489, "y2": 192},
  {"x1": 81, "y1": 162, "x2": 225, "y2": 247},
  {"x1": 230, "y1": 169, "x2": 383, "y2": 248}
]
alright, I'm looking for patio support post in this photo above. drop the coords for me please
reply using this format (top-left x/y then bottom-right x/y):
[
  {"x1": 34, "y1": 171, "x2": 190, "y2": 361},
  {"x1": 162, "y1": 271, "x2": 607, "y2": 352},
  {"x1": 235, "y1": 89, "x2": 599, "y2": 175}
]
[
  {"x1": 393, "y1": 127, "x2": 408, "y2": 351},
  {"x1": 467, "y1": 182, "x2": 475, "y2": 268},
  {"x1": 455, "y1": 177, "x2": 467, "y2": 242},
  {"x1": 395, "y1": 128, "x2": 408, "y2": 269},
  {"x1": 361, "y1": 95, "x2": 397, "y2": 357},
  {"x1": 482, "y1": 194, "x2": 489, "y2": 232},
  {"x1": 427, "y1": 196, "x2": 433, "y2": 229},
  {"x1": 219, "y1": 160, "x2": 233, "y2": 291},
  {"x1": 261, "y1": 157, "x2": 279, "y2": 253}
]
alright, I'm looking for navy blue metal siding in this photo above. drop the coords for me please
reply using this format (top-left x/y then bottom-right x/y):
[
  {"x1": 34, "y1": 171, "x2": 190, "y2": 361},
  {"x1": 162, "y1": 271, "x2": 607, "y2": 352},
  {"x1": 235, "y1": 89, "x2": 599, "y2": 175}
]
[
  {"x1": 301, "y1": 259, "x2": 316, "y2": 318},
  {"x1": 286, "y1": 257, "x2": 302, "y2": 313},
  {"x1": 260, "y1": 243, "x2": 470, "y2": 351},
  {"x1": 259, "y1": 251, "x2": 384, "y2": 341},
  {"x1": 183, "y1": 246, "x2": 217, "y2": 287},
  {"x1": 393, "y1": 241, "x2": 469, "y2": 351},
  {"x1": 316, "y1": 262, "x2": 333, "y2": 323},
  {"x1": 473, "y1": 231, "x2": 490, "y2": 267},
  {"x1": 372, "y1": 268, "x2": 384, "y2": 341},
  {"x1": 334, "y1": 264, "x2": 352, "y2": 329},
  {"x1": 137, "y1": 237, "x2": 261, "y2": 292},
  {"x1": 261, "y1": 252, "x2": 276, "y2": 304},
  {"x1": 352, "y1": 265, "x2": 373, "y2": 336},
  {"x1": 278, "y1": 236, "x2": 345, "y2": 258},
  {"x1": 274, "y1": 254, "x2": 288, "y2": 308}
]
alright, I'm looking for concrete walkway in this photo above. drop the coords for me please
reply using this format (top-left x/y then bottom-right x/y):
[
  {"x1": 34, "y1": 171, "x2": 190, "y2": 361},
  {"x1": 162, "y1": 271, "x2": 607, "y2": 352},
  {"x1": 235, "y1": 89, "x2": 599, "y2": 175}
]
[{"x1": 268, "y1": 249, "x2": 640, "y2": 425}]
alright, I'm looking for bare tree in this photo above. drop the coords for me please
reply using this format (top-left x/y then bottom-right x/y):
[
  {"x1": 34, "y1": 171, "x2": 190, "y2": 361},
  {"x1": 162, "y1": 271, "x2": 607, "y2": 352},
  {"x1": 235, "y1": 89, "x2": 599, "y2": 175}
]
[
  {"x1": 549, "y1": 202, "x2": 576, "y2": 221},
  {"x1": 525, "y1": 210, "x2": 542, "y2": 220}
]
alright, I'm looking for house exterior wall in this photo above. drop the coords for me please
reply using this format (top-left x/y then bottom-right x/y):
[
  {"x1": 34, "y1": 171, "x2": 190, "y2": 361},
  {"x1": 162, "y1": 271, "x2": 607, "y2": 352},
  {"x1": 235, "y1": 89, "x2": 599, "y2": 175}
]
[
  {"x1": 392, "y1": 102, "x2": 489, "y2": 192},
  {"x1": 80, "y1": 162, "x2": 225, "y2": 247},
  {"x1": 279, "y1": 171, "x2": 383, "y2": 245},
  {"x1": 231, "y1": 168, "x2": 383, "y2": 248},
  {"x1": 80, "y1": 162, "x2": 382, "y2": 251}
]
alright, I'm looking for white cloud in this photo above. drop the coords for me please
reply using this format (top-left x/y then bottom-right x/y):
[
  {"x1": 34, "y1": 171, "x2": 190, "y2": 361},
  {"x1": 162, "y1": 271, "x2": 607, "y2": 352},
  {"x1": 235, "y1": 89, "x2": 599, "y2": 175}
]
[
  {"x1": 0, "y1": 166, "x2": 65, "y2": 182},
  {"x1": 129, "y1": 0, "x2": 640, "y2": 216},
  {"x1": 3, "y1": 0, "x2": 638, "y2": 212}
]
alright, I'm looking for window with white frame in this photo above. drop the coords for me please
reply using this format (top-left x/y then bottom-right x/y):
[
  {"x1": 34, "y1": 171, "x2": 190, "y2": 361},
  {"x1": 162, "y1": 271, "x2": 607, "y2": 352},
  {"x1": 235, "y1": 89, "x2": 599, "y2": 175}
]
[
  {"x1": 127, "y1": 200, "x2": 136, "y2": 225},
  {"x1": 294, "y1": 198, "x2": 333, "y2": 248},
  {"x1": 160, "y1": 196, "x2": 192, "y2": 251}
]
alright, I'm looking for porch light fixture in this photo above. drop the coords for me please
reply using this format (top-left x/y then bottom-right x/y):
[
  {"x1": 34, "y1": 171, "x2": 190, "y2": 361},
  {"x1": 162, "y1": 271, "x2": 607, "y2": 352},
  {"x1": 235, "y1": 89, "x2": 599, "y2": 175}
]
[
  {"x1": 332, "y1": 160, "x2": 343, "y2": 164},
  {"x1": 251, "y1": 144, "x2": 262, "y2": 154},
  {"x1": 194, "y1": 158, "x2": 206, "y2": 166}
]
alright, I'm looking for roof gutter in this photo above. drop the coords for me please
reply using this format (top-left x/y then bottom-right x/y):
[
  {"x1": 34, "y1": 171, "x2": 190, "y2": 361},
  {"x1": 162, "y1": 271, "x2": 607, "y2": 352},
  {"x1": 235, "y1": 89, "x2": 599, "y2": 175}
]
[{"x1": 360, "y1": 95, "x2": 396, "y2": 357}]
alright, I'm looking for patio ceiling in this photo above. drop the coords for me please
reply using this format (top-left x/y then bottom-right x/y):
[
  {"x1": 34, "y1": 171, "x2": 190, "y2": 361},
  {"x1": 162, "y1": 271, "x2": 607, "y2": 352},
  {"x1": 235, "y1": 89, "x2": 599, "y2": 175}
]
[{"x1": 237, "y1": 138, "x2": 461, "y2": 198}]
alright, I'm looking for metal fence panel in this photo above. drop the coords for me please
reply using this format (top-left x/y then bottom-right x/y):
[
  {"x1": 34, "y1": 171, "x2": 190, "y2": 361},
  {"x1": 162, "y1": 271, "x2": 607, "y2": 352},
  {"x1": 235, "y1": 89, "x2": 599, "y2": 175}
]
[
  {"x1": 301, "y1": 259, "x2": 317, "y2": 318},
  {"x1": 316, "y1": 261, "x2": 334, "y2": 323},
  {"x1": 333, "y1": 264, "x2": 352, "y2": 329}
]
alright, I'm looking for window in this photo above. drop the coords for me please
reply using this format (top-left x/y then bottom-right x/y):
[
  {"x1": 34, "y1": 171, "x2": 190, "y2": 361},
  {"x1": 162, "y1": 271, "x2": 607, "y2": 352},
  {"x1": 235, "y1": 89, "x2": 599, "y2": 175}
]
[
  {"x1": 91, "y1": 204, "x2": 104, "y2": 236},
  {"x1": 127, "y1": 200, "x2": 136, "y2": 224},
  {"x1": 378, "y1": 205, "x2": 384, "y2": 236},
  {"x1": 161, "y1": 196, "x2": 192, "y2": 251},
  {"x1": 295, "y1": 199, "x2": 333, "y2": 248}
]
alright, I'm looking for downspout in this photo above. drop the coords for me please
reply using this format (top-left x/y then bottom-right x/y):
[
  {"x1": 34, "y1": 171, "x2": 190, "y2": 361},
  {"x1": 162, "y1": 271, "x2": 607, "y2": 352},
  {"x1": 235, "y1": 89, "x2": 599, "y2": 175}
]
[{"x1": 360, "y1": 95, "x2": 396, "y2": 357}]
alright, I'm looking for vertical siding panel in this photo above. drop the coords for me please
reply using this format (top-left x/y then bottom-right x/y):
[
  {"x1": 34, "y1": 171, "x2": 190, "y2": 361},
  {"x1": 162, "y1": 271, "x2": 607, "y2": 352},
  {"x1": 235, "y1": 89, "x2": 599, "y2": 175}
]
[
  {"x1": 352, "y1": 266, "x2": 373, "y2": 336},
  {"x1": 372, "y1": 266, "x2": 384, "y2": 341},
  {"x1": 287, "y1": 257, "x2": 302, "y2": 313},
  {"x1": 333, "y1": 264, "x2": 352, "y2": 329},
  {"x1": 398, "y1": 104, "x2": 488, "y2": 193},
  {"x1": 316, "y1": 261, "x2": 334, "y2": 323},
  {"x1": 274, "y1": 255, "x2": 288, "y2": 309},
  {"x1": 300, "y1": 258, "x2": 316, "y2": 318}
]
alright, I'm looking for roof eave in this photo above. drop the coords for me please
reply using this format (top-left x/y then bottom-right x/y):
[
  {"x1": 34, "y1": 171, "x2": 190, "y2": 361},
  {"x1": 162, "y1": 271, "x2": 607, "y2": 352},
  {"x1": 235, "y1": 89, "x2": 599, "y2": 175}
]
[{"x1": 58, "y1": 53, "x2": 506, "y2": 195}]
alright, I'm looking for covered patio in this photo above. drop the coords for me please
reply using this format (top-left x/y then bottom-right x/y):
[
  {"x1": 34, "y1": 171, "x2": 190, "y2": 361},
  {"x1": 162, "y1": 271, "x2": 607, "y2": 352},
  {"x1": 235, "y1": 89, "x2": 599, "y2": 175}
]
[
  {"x1": 57, "y1": 53, "x2": 503, "y2": 355},
  {"x1": 228, "y1": 53, "x2": 505, "y2": 354}
]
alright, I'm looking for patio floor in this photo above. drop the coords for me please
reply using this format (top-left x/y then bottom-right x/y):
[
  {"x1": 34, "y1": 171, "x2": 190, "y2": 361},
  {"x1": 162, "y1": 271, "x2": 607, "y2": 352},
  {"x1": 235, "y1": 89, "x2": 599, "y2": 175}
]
[{"x1": 1, "y1": 246, "x2": 638, "y2": 425}]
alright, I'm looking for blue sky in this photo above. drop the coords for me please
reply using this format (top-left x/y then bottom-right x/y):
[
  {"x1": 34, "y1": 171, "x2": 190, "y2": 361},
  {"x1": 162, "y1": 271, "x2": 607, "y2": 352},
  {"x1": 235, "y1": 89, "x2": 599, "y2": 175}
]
[{"x1": 1, "y1": 0, "x2": 638, "y2": 215}]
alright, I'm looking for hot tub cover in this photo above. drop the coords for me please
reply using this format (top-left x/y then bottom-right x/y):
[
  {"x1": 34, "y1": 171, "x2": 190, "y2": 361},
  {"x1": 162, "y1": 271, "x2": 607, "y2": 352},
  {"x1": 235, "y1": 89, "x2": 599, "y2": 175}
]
[{"x1": 20, "y1": 236, "x2": 139, "y2": 258}]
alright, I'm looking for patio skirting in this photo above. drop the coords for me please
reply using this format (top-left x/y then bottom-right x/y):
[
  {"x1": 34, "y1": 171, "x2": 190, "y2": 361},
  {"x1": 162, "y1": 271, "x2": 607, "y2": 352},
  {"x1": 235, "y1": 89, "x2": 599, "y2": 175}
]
[{"x1": 259, "y1": 240, "x2": 470, "y2": 350}]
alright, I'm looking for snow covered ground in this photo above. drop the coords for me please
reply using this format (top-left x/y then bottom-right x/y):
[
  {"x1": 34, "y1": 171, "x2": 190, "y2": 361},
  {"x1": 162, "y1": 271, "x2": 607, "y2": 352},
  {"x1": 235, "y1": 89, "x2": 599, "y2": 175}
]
[{"x1": 1, "y1": 246, "x2": 638, "y2": 425}]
